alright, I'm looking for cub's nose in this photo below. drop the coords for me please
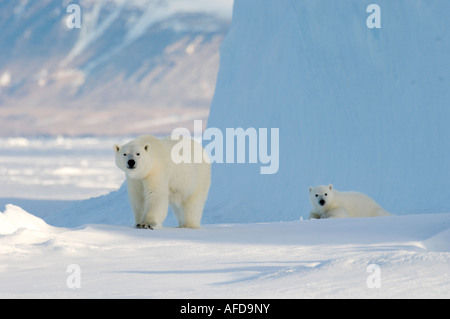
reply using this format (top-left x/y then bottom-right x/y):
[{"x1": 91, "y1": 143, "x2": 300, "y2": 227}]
[
  {"x1": 127, "y1": 159, "x2": 136, "y2": 169},
  {"x1": 319, "y1": 199, "x2": 326, "y2": 206}
]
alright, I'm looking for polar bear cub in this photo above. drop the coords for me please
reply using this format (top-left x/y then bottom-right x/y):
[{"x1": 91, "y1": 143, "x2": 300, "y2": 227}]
[
  {"x1": 115, "y1": 135, "x2": 211, "y2": 229},
  {"x1": 309, "y1": 184, "x2": 390, "y2": 219}
]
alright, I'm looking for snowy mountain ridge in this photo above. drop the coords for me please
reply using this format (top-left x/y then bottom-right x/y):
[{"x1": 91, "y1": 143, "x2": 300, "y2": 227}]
[{"x1": 0, "y1": 0, "x2": 232, "y2": 137}]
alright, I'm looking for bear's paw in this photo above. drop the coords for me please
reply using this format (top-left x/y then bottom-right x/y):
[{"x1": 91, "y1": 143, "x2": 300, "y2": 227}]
[{"x1": 136, "y1": 223, "x2": 154, "y2": 230}]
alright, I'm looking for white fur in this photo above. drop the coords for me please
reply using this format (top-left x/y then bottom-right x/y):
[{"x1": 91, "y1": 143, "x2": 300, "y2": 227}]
[
  {"x1": 115, "y1": 135, "x2": 211, "y2": 229},
  {"x1": 309, "y1": 184, "x2": 390, "y2": 219}
]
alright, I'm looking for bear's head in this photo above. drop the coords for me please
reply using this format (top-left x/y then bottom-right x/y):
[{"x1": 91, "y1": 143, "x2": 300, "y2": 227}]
[
  {"x1": 309, "y1": 184, "x2": 335, "y2": 210},
  {"x1": 114, "y1": 140, "x2": 151, "y2": 179}
]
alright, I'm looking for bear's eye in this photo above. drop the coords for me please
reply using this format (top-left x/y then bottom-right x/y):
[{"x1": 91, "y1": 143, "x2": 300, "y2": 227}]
[
  {"x1": 123, "y1": 153, "x2": 127, "y2": 156},
  {"x1": 315, "y1": 194, "x2": 318, "y2": 197},
  {"x1": 136, "y1": 153, "x2": 140, "y2": 156},
  {"x1": 325, "y1": 193, "x2": 327, "y2": 196}
]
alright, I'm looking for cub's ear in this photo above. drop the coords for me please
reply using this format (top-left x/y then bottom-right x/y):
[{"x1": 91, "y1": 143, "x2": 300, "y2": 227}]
[
  {"x1": 144, "y1": 144, "x2": 150, "y2": 151},
  {"x1": 328, "y1": 184, "x2": 333, "y2": 190},
  {"x1": 309, "y1": 186, "x2": 312, "y2": 192},
  {"x1": 114, "y1": 144, "x2": 120, "y2": 152}
]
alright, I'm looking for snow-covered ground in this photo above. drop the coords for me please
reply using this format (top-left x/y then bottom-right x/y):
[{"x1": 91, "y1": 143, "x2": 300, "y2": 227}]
[
  {"x1": 2, "y1": 0, "x2": 450, "y2": 299},
  {"x1": 0, "y1": 137, "x2": 449, "y2": 299},
  {"x1": 1, "y1": 203, "x2": 449, "y2": 298},
  {"x1": 0, "y1": 136, "x2": 127, "y2": 201}
]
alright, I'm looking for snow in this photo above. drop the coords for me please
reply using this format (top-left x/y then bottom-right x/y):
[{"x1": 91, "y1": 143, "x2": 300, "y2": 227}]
[
  {"x1": 0, "y1": 141, "x2": 449, "y2": 299},
  {"x1": 1, "y1": 202, "x2": 449, "y2": 298},
  {"x1": 0, "y1": 136, "x2": 127, "y2": 200},
  {"x1": 1, "y1": 0, "x2": 450, "y2": 299},
  {"x1": 1, "y1": 139, "x2": 448, "y2": 299}
]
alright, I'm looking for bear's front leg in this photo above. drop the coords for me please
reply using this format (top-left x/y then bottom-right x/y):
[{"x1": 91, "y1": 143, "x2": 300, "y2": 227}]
[
  {"x1": 126, "y1": 178, "x2": 145, "y2": 226},
  {"x1": 323, "y1": 207, "x2": 349, "y2": 218},
  {"x1": 138, "y1": 187, "x2": 169, "y2": 229},
  {"x1": 309, "y1": 211, "x2": 322, "y2": 219}
]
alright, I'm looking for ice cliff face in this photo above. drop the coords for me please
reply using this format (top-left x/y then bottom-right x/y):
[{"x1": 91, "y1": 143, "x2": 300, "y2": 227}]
[{"x1": 205, "y1": 0, "x2": 450, "y2": 222}]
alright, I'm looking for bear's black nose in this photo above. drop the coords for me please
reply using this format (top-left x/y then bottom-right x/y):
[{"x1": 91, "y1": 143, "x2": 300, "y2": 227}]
[
  {"x1": 319, "y1": 199, "x2": 326, "y2": 206},
  {"x1": 127, "y1": 159, "x2": 136, "y2": 169}
]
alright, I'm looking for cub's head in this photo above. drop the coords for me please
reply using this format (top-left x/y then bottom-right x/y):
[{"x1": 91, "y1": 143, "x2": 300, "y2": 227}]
[
  {"x1": 309, "y1": 184, "x2": 335, "y2": 210},
  {"x1": 114, "y1": 140, "x2": 151, "y2": 179}
]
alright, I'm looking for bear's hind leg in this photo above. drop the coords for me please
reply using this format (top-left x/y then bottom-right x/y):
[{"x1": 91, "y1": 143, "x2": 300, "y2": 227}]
[{"x1": 374, "y1": 207, "x2": 391, "y2": 217}]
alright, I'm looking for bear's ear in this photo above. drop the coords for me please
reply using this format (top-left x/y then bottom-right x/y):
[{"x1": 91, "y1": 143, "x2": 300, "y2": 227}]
[
  {"x1": 328, "y1": 184, "x2": 333, "y2": 190},
  {"x1": 144, "y1": 144, "x2": 149, "y2": 151},
  {"x1": 309, "y1": 186, "x2": 312, "y2": 192},
  {"x1": 114, "y1": 144, "x2": 120, "y2": 153}
]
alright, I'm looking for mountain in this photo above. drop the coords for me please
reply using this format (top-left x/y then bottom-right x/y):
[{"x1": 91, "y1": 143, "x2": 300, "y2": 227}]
[{"x1": 0, "y1": 0, "x2": 232, "y2": 137}]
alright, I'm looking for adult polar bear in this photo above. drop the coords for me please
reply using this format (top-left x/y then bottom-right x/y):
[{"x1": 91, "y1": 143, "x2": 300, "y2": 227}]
[
  {"x1": 309, "y1": 184, "x2": 390, "y2": 219},
  {"x1": 115, "y1": 135, "x2": 211, "y2": 229}
]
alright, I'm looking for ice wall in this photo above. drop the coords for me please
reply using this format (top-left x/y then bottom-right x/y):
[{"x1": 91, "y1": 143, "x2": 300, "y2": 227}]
[{"x1": 204, "y1": 0, "x2": 450, "y2": 223}]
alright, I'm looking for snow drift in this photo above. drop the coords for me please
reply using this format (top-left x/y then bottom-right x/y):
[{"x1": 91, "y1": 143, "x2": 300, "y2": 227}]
[
  {"x1": 205, "y1": 0, "x2": 450, "y2": 223},
  {"x1": 1, "y1": 203, "x2": 449, "y2": 298},
  {"x1": 0, "y1": 204, "x2": 51, "y2": 235}
]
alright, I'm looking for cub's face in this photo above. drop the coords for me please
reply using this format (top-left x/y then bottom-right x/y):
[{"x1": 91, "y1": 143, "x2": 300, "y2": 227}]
[
  {"x1": 309, "y1": 184, "x2": 335, "y2": 210},
  {"x1": 114, "y1": 142, "x2": 151, "y2": 179}
]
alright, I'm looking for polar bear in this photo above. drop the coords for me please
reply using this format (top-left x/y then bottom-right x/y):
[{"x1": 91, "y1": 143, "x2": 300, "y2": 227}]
[
  {"x1": 308, "y1": 184, "x2": 390, "y2": 219},
  {"x1": 115, "y1": 135, "x2": 211, "y2": 229}
]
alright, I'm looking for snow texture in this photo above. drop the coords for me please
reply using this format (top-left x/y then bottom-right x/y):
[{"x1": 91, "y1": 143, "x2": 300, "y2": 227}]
[{"x1": 1, "y1": 204, "x2": 450, "y2": 298}]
